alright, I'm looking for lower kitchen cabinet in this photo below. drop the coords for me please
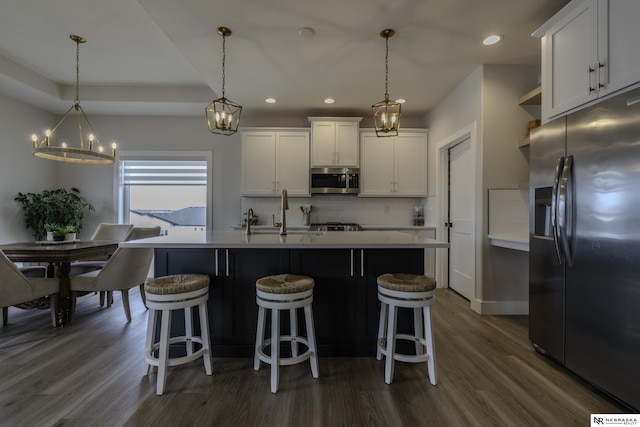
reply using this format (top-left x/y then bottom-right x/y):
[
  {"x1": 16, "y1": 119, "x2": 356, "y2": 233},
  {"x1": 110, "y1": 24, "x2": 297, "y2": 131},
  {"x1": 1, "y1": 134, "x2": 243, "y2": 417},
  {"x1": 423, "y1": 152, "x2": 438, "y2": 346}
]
[{"x1": 154, "y1": 247, "x2": 424, "y2": 357}]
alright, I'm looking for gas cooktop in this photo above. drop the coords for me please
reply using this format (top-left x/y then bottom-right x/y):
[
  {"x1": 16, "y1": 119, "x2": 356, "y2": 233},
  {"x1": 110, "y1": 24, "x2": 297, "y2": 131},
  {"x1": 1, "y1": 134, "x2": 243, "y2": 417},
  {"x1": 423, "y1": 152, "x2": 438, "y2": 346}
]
[{"x1": 310, "y1": 222, "x2": 362, "y2": 232}]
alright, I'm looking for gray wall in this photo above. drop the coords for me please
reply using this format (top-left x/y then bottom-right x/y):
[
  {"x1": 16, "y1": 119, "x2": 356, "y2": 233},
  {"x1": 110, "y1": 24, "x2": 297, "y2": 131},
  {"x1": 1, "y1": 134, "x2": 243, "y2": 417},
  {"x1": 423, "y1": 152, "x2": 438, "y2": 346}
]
[{"x1": 424, "y1": 64, "x2": 538, "y2": 314}]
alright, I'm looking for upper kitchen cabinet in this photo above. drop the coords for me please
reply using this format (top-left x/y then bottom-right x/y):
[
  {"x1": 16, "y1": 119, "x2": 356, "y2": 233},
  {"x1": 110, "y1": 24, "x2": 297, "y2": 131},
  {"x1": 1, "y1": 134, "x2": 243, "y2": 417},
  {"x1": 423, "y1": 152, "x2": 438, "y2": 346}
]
[
  {"x1": 359, "y1": 130, "x2": 428, "y2": 197},
  {"x1": 535, "y1": 0, "x2": 640, "y2": 122},
  {"x1": 241, "y1": 129, "x2": 310, "y2": 197},
  {"x1": 309, "y1": 117, "x2": 362, "y2": 167}
]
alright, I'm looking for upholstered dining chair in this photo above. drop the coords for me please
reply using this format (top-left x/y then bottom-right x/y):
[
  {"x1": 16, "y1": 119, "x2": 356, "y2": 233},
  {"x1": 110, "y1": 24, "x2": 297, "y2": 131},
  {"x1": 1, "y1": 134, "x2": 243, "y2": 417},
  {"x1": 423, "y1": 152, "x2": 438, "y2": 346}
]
[
  {"x1": 1, "y1": 251, "x2": 59, "y2": 327},
  {"x1": 123, "y1": 226, "x2": 162, "y2": 307},
  {"x1": 69, "y1": 247, "x2": 154, "y2": 322},
  {"x1": 69, "y1": 223, "x2": 134, "y2": 305}
]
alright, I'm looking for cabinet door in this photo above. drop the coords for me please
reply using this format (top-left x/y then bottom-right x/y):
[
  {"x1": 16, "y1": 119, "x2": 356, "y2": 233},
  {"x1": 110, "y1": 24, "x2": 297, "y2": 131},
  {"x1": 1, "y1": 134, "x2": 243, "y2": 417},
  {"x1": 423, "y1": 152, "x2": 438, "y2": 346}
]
[
  {"x1": 335, "y1": 121, "x2": 359, "y2": 167},
  {"x1": 276, "y1": 131, "x2": 310, "y2": 196},
  {"x1": 154, "y1": 248, "x2": 223, "y2": 345},
  {"x1": 357, "y1": 249, "x2": 425, "y2": 349},
  {"x1": 542, "y1": 0, "x2": 598, "y2": 120},
  {"x1": 223, "y1": 249, "x2": 290, "y2": 352},
  {"x1": 394, "y1": 132, "x2": 428, "y2": 196},
  {"x1": 599, "y1": 0, "x2": 640, "y2": 96},
  {"x1": 242, "y1": 132, "x2": 277, "y2": 195},
  {"x1": 290, "y1": 249, "x2": 357, "y2": 355},
  {"x1": 310, "y1": 121, "x2": 336, "y2": 166},
  {"x1": 359, "y1": 132, "x2": 394, "y2": 196}
]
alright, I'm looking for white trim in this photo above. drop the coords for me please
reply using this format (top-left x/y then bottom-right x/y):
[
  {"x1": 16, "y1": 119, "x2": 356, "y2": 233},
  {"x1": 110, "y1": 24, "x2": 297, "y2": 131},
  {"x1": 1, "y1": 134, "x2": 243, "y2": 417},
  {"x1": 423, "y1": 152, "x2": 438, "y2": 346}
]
[
  {"x1": 113, "y1": 150, "x2": 213, "y2": 230},
  {"x1": 435, "y1": 122, "x2": 482, "y2": 313}
]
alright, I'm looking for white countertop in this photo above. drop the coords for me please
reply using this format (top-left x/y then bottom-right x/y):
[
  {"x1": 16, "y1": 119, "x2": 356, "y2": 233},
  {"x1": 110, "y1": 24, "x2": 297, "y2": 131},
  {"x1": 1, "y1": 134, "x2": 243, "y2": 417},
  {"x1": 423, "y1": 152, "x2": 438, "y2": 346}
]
[{"x1": 121, "y1": 230, "x2": 448, "y2": 249}]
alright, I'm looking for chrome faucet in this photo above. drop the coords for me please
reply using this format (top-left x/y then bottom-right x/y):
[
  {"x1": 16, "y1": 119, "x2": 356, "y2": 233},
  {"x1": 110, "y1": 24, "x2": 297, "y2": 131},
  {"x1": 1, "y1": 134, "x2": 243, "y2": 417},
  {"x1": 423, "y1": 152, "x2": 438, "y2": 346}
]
[
  {"x1": 279, "y1": 189, "x2": 288, "y2": 235},
  {"x1": 245, "y1": 208, "x2": 254, "y2": 235}
]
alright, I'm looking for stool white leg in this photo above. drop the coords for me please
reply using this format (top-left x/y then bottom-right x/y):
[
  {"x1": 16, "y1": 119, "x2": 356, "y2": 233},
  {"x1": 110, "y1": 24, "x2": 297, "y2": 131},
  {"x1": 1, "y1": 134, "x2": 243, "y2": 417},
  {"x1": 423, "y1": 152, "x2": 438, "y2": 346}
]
[
  {"x1": 270, "y1": 307, "x2": 281, "y2": 393},
  {"x1": 143, "y1": 308, "x2": 157, "y2": 376},
  {"x1": 185, "y1": 307, "x2": 193, "y2": 356},
  {"x1": 198, "y1": 302, "x2": 213, "y2": 375},
  {"x1": 376, "y1": 302, "x2": 388, "y2": 361},
  {"x1": 385, "y1": 304, "x2": 398, "y2": 385},
  {"x1": 304, "y1": 304, "x2": 319, "y2": 378},
  {"x1": 157, "y1": 309, "x2": 172, "y2": 395},
  {"x1": 254, "y1": 306, "x2": 266, "y2": 371},
  {"x1": 290, "y1": 308, "x2": 298, "y2": 357},
  {"x1": 414, "y1": 308, "x2": 424, "y2": 355},
  {"x1": 423, "y1": 305, "x2": 437, "y2": 385}
]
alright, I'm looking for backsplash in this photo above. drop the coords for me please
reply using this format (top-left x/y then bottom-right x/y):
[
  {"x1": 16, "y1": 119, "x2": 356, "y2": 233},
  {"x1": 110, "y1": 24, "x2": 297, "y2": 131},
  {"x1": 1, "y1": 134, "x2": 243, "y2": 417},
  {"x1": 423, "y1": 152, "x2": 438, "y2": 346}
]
[{"x1": 240, "y1": 195, "x2": 435, "y2": 227}]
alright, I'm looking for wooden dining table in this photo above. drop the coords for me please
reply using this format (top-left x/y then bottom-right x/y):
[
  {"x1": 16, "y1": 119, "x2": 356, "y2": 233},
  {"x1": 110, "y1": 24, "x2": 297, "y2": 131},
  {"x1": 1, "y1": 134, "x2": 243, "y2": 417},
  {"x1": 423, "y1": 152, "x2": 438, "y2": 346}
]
[{"x1": 0, "y1": 240, "x2": 119, "y2": 327}]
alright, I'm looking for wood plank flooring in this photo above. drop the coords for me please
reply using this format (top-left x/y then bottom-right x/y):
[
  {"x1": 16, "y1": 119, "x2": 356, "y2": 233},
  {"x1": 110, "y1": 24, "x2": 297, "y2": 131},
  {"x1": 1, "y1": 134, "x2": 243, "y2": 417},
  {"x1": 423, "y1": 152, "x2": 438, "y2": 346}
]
[{"x1": 0, "y1": 288, "x2": 627, "y2": 426}]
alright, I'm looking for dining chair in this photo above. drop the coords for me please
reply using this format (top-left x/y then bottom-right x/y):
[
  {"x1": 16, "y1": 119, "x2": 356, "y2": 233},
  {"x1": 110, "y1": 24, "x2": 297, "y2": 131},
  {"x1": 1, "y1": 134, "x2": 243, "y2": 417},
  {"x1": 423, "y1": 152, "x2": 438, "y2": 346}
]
[
  {"x1": 69, "y1": 223, "x2": 134, "y2": 305},
  {"x1": 69, "y1": 247, "x2": 154, "y2": 322},
  {"x1": 1, "y1": 251, "x2": 59, "y2": 327},
  {"x1": 123, "y1": 227, "x2": 162, "y2": 307}
]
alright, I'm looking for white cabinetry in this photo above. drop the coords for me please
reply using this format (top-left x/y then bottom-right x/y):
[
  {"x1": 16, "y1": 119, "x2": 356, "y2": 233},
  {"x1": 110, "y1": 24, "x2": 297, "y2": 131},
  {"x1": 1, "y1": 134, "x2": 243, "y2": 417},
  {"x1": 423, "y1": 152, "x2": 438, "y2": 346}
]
[
  {"x1": 309, "y1": 117, "x2": 361, "y2": 167},
  {"x1": 241, "y1": 129, "x2": 310, "y2": 196},
  {"x1": 535, "y1": 0, "x2": 640, "y2": 122},
  {"x1": 359, "y1": 130, "x2": 428, "y2": 197}
]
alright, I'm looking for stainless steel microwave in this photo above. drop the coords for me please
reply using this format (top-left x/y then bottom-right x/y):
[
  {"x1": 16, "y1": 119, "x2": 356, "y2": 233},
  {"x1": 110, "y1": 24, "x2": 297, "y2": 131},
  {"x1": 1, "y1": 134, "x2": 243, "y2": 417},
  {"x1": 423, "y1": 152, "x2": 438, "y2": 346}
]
[{"x1": 310, "y1": 167, "x2": 359, "y2": 194}]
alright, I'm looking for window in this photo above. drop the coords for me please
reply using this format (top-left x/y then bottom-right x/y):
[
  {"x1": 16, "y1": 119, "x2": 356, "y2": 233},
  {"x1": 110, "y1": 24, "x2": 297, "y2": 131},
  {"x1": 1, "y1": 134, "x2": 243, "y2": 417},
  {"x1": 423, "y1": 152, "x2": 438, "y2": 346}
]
[{"x1": 117, "y1": 153, "x2": 211, "y2": 235}]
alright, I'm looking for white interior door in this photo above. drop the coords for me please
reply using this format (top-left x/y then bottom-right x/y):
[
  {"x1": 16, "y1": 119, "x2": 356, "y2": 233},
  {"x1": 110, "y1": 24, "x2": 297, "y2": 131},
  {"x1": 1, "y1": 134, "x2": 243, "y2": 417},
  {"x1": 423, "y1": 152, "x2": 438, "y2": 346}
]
[{"x1": 448, "y1": 137, "x2": 475, "y2": 300}]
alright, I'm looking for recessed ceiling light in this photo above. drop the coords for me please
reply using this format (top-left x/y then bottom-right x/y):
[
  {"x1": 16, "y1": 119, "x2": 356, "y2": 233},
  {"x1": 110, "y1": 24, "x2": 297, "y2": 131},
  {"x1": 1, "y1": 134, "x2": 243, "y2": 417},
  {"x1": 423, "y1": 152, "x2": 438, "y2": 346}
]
[
  {"x1": 483, "y1": 34, "x2": 504, "y2": 46},
  {"x1": 265, "y1": 98, "x2": 277, "y2": 104},
  {"x1": 324, "y1": 98, "x2": 335, "y2": 104},
  {"x1": 396, "y1": 98, "x2": 406, "y2": 104},
  {"x1": 298, "y1": 27, "x2": 316, "y2": 38}
]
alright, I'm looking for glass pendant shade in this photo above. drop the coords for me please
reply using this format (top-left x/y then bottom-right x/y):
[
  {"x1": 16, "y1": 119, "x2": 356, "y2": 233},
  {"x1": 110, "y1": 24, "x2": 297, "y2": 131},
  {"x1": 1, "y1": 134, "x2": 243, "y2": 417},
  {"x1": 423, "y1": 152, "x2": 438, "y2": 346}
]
[
  {"x1": 31, "y1": 35, "x2": 116, "y2": 164},
  {"x1": 206, "y1": 97, "x2": 242, "y2": 135},
  {"x1": 206, "y1": 27, "x2": 242, "y2": 135},
  {"x1": 372, "y1": 29, "x2": 401, "y2": 137},
  {"x1": 372, "y1": 98, "x2": 401, "y2": 137}
]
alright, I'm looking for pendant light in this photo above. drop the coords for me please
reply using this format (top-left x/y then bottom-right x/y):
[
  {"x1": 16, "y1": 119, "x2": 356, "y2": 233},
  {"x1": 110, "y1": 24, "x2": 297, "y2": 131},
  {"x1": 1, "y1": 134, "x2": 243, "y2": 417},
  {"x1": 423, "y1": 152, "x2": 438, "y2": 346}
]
[
  {"x1": 372, "y1": 29, "x2": 401, "y2": 137},
  {"x1": 31, "y1": 35, "x2": 116, "y2": 164},
  {"x1": 206, "y1": 27, "x2": 242, "y2": 135}
]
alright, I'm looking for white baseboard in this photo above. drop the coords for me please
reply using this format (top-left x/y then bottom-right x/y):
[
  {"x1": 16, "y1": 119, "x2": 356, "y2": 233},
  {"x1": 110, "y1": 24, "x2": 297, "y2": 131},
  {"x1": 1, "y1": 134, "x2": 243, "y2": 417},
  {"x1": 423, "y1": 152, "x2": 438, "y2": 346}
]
[{"x1": 472, "y1": 299, "x2": 529, "y2": 315}]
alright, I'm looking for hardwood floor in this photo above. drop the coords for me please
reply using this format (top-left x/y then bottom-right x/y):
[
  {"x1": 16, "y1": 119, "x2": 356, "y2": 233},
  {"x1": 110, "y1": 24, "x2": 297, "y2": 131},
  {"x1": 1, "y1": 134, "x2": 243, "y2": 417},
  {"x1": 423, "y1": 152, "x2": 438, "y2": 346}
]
[{"x1": 0, "y1": 288, "x2": 626, "y2": 426}]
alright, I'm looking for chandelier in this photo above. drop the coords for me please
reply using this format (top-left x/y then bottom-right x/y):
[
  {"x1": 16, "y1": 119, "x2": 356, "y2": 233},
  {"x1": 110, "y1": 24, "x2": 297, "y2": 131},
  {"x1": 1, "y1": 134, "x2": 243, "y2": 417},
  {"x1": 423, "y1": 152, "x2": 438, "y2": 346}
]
[
  {"x1": 372, "y1": 29, "x2": 401, "y2": 137},
  {"x1": 31, "y1": 35, "x2": 116, "y2": 164},
  {"x1": 206, "y1": 27, "x2": 242, "y2": 136}
]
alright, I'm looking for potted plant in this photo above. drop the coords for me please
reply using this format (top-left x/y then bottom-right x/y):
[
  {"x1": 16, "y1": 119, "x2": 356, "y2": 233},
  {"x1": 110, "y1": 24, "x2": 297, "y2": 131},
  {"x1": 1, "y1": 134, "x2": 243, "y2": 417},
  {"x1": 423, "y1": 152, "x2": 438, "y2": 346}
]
[
  {"x1": 46, "y1": 224, "x2": 77, "y2": 241},
  {"x1": 15, "y1": 188, "x2": 94, "y2": 241}
]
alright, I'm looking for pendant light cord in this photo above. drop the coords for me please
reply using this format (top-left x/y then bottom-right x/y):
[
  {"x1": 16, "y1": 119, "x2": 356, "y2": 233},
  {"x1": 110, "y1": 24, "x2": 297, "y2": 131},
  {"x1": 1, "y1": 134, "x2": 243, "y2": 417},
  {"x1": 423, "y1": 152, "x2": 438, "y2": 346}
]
[
  {"x1": 75, "y1": 38, "x2": 80, "y2": 105},
  {"x1": 384, "y1": 34, "x2": 389, "y2": 102},
  {"x1": 221, "y1": 33, "x2": 226, "y2": 99}
]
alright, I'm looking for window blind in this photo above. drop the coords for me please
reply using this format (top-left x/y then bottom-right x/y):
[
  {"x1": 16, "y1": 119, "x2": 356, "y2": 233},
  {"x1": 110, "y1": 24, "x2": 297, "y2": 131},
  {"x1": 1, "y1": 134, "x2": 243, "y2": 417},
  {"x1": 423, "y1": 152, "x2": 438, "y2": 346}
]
[{"x1": 121, "y1": 159, "x2": 207, "y2": 186}]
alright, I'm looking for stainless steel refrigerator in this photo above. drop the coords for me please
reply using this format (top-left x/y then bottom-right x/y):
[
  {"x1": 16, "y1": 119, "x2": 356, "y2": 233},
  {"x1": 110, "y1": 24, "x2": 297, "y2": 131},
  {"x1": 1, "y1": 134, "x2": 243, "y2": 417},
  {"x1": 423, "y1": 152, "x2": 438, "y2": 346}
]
[{"x1": 530, "y1": 87, "x2": 640, "y2": 411}]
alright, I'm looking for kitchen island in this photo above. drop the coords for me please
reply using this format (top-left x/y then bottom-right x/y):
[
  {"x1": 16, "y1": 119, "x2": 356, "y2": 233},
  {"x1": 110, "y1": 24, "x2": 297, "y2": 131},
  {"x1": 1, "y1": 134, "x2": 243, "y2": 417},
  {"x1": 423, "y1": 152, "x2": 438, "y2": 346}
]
[{"x1": 122, "y1": 230, "x2": 448, "y2": 356}]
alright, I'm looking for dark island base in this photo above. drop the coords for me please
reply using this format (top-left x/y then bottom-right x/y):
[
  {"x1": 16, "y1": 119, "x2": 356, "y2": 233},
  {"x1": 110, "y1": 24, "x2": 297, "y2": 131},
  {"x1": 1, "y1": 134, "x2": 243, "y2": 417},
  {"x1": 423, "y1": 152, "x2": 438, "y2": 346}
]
[{"x1": 154, "y1": 247, "x2": 425, "y2": 357}]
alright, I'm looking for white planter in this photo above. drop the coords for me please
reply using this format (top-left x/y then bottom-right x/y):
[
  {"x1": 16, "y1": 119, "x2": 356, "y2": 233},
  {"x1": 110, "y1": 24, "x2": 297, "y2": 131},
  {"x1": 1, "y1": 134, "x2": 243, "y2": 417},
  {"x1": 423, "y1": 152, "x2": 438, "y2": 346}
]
[{"x1": 65, "y1": 233, "x2": 77, "y2": 241}]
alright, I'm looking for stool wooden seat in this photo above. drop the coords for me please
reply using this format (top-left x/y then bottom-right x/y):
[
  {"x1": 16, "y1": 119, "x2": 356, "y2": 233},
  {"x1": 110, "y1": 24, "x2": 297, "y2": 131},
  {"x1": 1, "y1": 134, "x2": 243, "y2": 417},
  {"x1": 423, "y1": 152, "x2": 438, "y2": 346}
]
[
  {"x1": 376, "y1": 273, "x2": 437, "y2": 385},
  {"x1": 254, "y1": 274, "x2": 319, "y2": 393},
  {"x1": 143, "y1": 274, "x2": 212, "y2": 395}
]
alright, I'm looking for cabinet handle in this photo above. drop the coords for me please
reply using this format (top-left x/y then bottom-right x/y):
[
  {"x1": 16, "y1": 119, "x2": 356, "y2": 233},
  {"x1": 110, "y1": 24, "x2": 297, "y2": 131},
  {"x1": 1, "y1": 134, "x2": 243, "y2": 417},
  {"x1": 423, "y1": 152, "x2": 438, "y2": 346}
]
[
  {"x1": 598, "y1": 61, "x2": 606, "y2": 89},
  {"x1": 225, "y1": 249, "x2": 230, "y2": 277},
  {"x1": 588, "y1": 65, "x2": 596, "y2": 93},
  {"x1": 350, "y1": 249, "x2": 354, "y2": 277},
  {"x1": 215, "y1": 249, "x2": 219, "y2": 277},
  {"x1": 360, "y1": 250, "x2": 365, "y2": 277}
]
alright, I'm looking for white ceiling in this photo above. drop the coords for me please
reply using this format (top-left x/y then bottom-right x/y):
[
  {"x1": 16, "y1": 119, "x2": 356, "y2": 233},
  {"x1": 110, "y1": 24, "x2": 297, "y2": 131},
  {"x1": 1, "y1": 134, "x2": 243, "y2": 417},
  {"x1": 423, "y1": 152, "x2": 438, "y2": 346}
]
[{"x1": 0, "y1": 0, "x2": 570, "y2": 119}]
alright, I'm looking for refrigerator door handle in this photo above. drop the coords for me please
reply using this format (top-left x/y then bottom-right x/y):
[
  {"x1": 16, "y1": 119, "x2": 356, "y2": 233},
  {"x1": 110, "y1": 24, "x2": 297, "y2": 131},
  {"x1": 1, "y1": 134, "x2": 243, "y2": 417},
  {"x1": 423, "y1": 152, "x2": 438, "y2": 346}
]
[
  {"x1": 551, "y1": 156, "x2": 565, "y2": 263},
  {"x1": 558, "y1": 155, "x2": 574, "y2": 266}
]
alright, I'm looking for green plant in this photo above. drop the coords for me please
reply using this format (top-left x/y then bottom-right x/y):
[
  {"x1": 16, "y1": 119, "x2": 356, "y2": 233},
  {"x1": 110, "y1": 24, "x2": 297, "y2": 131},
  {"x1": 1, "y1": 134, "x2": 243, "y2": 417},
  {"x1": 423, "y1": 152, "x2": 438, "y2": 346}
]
[
  {"x1": 15, "y1": 188, "x2": 94, "y2": 241},
  {"x1": 46, "y1": 224, "x2": 76, "y2": 237}
]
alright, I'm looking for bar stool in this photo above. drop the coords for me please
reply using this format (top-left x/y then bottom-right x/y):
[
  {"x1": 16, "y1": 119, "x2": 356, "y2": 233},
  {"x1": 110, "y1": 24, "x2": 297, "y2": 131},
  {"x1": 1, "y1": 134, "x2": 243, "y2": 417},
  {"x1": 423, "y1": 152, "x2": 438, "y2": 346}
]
[
  {"x1": 143, "y1": 274, "x2": 212, "y2": 395},
  {"x1": 376, "y1": 273, "x2": 437, "y2": 385},
  {"x1": 254, "y1": 274, "x2": 319, "y2": 393}
]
